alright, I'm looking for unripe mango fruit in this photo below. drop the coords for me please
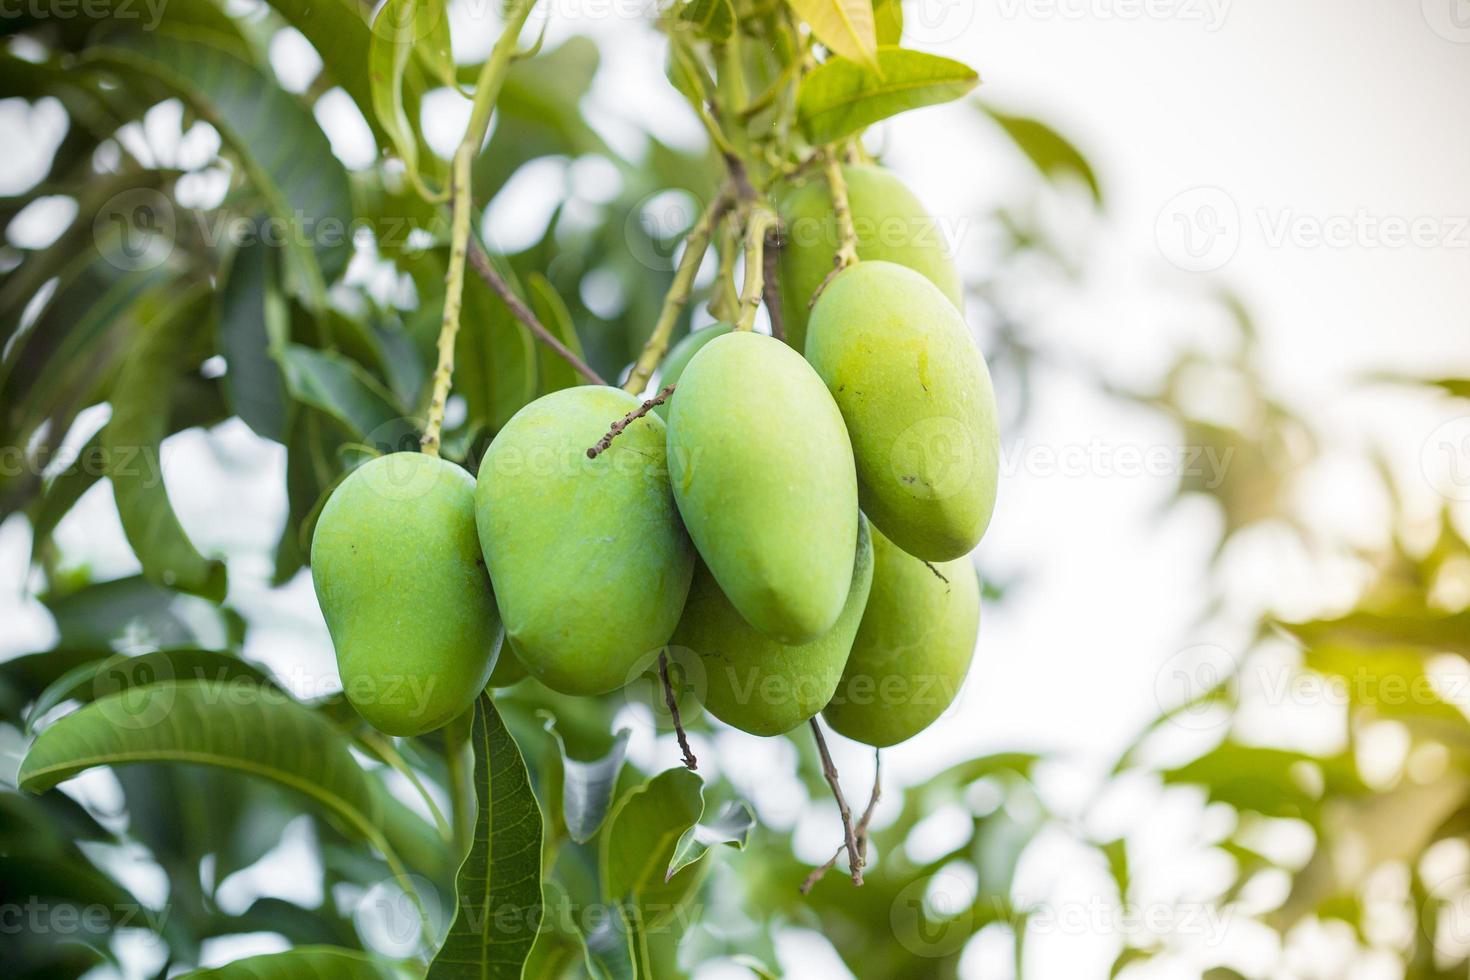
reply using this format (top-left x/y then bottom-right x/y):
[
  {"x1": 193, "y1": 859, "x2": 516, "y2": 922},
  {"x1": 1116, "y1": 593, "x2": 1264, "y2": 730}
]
[
  {"x1": 674, "y1": 517, "x2": 873, "y2": 736},
  {"x1": 654, "y1": 322, "x2": 732, "y2": 421},
  {"x1": 667, "y1": 331, "x2": 859, "y2": 643},
  {"x1": 311, "y1": 452, "x2": 497, "y2": 736},
  {"x1": 778, "y1": 163, "x2": 963, "y2": 353},
  {"x1": 476, "y1": 386, "x2": 695, "y2": 696},
  {"x1": 807, "y1": 261, "x2": 999, "y2": 562},
  {"x1": 822, "y1": 525, "x2": 980, "y2": 747}
]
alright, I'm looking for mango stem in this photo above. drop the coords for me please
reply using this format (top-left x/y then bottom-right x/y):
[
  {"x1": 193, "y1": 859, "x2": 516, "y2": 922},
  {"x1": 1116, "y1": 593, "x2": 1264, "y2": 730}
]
[
  {"x1": 660, "y1": 651, "x2": 698, "y2": 771},
  {"x1": 807, "y1": 149, "x2": 860, "y2": 311},
  {"x1": 734, "y1": 205, "x2": 780, "y2": 332},
  {"x1": 585, "y1": 384, "x2": 675, "y2": 460}
]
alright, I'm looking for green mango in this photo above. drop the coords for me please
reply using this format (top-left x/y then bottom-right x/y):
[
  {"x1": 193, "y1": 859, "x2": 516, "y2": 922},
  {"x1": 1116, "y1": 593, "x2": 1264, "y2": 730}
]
[
  {"x1": 822, "y1": 525, "x2": 980, "y2": 747},
  {"x1": 667, "y1": 331, "x2": 859, "y2": 643},
  {"x1": 476, "y1": 385, "x2": 695, "y2": 696},
  {"x1": 485, "y1": 630, "x2": 526, "y2": 687},
  {"x1": 807, "y1": 260, "x2": 999, "y2": 561},
  {"x1": 654, "y1": 322, "x2": 733, "y2": 421},
  {"x1": 778, "y1": 163, "x2": 963, "y2": 352},
  {"x1": 311, "y1": 452, "x2": 497, "y2": 736},
  {"x1": 674, "y1": 516, "x2": 873, "y2": 736}
]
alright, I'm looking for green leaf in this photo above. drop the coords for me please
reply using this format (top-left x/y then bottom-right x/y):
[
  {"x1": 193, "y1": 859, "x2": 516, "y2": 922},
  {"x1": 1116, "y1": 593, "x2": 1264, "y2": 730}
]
[
  {"x1": 786, "y1": 0, "x2": 879, "y2": 71},
  {"x1": 427, "y1": 693, "x2": 544, "y2": 979},
  {"x1": 27, "y1": 648, "x2": 278, "y2": 733},
  {"x1": 277, "y1": 344, "x2": 408, "y2": 442},
  {"x1": 527, "y1": 274, "x2": 586, "y2": 395},
  {"x1": 218, "y1": 233, "x2": 289, "y2": 442},
  {"x1": 798, "y1": 46, "x2": 979, "y2": 145},
  {"x1": 543, "y1": 718, "x2": 630, "y2": 844},
  {"x1": 255, "y1": 0, "x2": 387, "y2": 144},
  {"x1": 88, "y1": 31, "x2": 356, "y2": 301},
  {"x1": 673, "y1": 0, "x2": 735, "y2": 42},
  {"x1": 370, "y1": 0, "x2": 453, "y2": 199},
  {"x1": 41, "y1": 575, "x2": 237, "y2": 651},
  {"x1": 18, "y1": 680, "x2": 421, "y2": 874},
  {"x1": 873, "y1": 0, "x2": 902, "y2": 45},
  {"x1": 982, "y1": 105, "x2": 1102, "y2": 205},
  {"x1": 104, "y1": 285, "x2": 227, "y2": 601},
  {"x1": 177, "y1": 946, "x2": 409, "y2": 979},
  {"x1": 455, "y1": 259, "x2": 537, "y2": 434},
  {"x1": 602, "y1": 768, "x2": 706, "y2": 929},
  {"x1": 665, "y1": 800, "x2": 754, "y2": 880}
]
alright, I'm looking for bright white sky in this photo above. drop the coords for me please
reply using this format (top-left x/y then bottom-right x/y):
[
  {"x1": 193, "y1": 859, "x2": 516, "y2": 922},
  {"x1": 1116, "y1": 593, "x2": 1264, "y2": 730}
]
[{"x1": 2, "y1": 1, "x2": 1468, "y2": 978}]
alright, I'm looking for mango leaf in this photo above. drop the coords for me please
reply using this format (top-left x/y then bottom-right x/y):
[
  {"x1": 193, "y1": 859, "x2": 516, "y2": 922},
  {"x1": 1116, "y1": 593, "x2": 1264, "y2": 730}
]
[
  {"x1": 873, "y1": 0, "x2": 901, "y2": 45},
  {"x1": 18, "y1": 680, "x2": 422, "y2": 874},
  {"x1": 87, "y1": 31, "x2": 354, "y2": 302},
  {"x1": 602, "y1": 768, "x2": 707, "y2": 930},
  {"x1": 27, "y1": 648, "x2": 278, "y2": 733},
  {"x1": 665, "y1": 800, "x2": 754, "y2": 880},
  {"x1": 786, "y1": 0, "x2": 879, "y2": 71},
  {"x1": 427, "y1": 693, "x2": 543, "y2": 979},
  {"x1": 673, "y1": 0, "x2": 735, "y2": 42},
  {"x1": 370, "y1": 0, "x2": 453, "y2": 199},
  {"x1": 543, "y1": 718, "x2": 630, "y2": 844},
  {"x1": 104, "y1": 284, "x2": 227, "y2": 601},
  {"x1": 255, "y1": 0, "x2": 386, "y2": 144},
  {"x1": 798, "y1": 46, "x2": 979, "y2": 145},
  {"x1": 981, "y1": 104, "x2": 1102, "y2": 205},
  {"x1": 43, "y1": 575, "x2": 239, "y2": 651},
  {"x1": 218, "y1": 233, "x2": 289, "y2": 442},
  {"x1": 527, "y1": 274, "x2": 586, "y2": 395},
  {"x1": 177, "y1": 946, "x2": 409, "y2": 979},
  {"x1": 277, "y1": 344, "x2": 407, "y2": 441}
]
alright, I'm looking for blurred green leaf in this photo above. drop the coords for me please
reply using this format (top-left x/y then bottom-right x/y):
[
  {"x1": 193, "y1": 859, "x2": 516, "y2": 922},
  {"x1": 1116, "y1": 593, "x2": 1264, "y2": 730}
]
[
  {"x1": 278, "y1": 345, "x2": 407, "y2": 441},
  {"x1": 543, "y1": 718, "x2": 630, "y2": 845},
  {"x1": 787, "y1": 0, "x2": 879, "y2": 70},
  {"x1": 798, "y1": 46, "x2": 979, "y2": 144},
  {"x1": 178, "y1": 946, "x2": 409, "y2": 979},
  {"x1": 218, "y1": 233, "x2": 288, "y2": 442},
  {"x1": 981, "y1": 104, "x2": 1102, "y2": 204}
]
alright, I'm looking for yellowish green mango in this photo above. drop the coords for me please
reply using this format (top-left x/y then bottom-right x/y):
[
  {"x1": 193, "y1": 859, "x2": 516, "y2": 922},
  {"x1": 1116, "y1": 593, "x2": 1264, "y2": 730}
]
[
  {"x1": 674, "y1": 518, "x2": 873, "y2": 736},
  {"x1": 311, "y1": 452, "x2": 497, "y2": 736},
  {"x1": 778, "y1": 163, "x2": 963, "y2": 352},
  {"x1": 823, "y1": 525, "x2": 980, "y2": 747},
  {"x1": 476, "y1": 386, "x2": 694, "y2": 696},
  {"x1": 807, "y1": 260, "x2": 999, "y2": 562},
  {"x1": 667, "y1": 331, "x2": 859, "y2": 643},
  {"x1": 654, "y1": 322, "x2": 732, "y2": 421}
]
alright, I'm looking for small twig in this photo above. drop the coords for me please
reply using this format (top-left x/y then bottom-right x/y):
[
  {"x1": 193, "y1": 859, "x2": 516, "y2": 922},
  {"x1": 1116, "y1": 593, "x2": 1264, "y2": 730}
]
[
  {"x1": 808, "y1": 717, "x2": 862, "y2": 887},
  {"x1": 466, "y1": 241, "x2": 605, "y2": 386},
  {"x1": 734, "y1": 205, "x2": 780, "y2": 333},
  {"x1": 586, "y1": 384, "x2": 675, "y2": 459},
  {"x1": 624, "y1": 189, "x2": 733, "y2": 394},
  {"x1": 923, "y1": 561, "x2": 950, "y2": 585},
  {"x1": 802, "y1": 747, "x2": 881, "y2": 894},
  {"x1": 808, "y1": 149, "x2": 861, "y2": 310},
  {"x1": 762, "y1": 223, "x2": 786, "y2": 342},
  {"x1": 659, "y1": 651, "x2": 698, "y2": 770}
]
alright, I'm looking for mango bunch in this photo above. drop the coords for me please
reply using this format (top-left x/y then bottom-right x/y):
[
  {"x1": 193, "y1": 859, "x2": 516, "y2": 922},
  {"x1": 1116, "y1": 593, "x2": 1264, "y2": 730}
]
[{"x1": 311, "y1": 165, "x2": 998, "y2": 747}]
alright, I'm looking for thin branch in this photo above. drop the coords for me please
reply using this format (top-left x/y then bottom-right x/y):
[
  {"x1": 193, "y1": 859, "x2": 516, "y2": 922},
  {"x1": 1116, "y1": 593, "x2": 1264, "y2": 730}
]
[
  {"x1": 808, "y1": 149, "x2": 861, "y2": 310},
  {"x1": 623, "y1": 189, "x2": 733, "y2": 394},
  {"x1": 586, "y1": 384, "x2": 674, "y2": 459},
  {"x1": 734, "y1": 205, "x2": 780, "y2": 332},
  {"x1": 659, "y1": 651, "x2": 698, "y2": 771},
  {"x1": 808, "y1": 717, "x2": 863, "y2": 887},
  {"x1": 466, "y1": 240, "x2": 606, "y2": 386},
  {"x1": 762, "y1": 223, "x2": 786, "y2": 342},
  {"x1": 801, "y1": 748, "x2": 881, "y2": 894},
  {"x1": 923, "y1": 561, "x2": 951, "y2": 585}
]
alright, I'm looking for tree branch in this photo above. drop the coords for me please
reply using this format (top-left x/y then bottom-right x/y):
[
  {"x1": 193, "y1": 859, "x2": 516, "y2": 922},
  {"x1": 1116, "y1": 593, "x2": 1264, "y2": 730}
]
[
  {"x1": 808, "y1": 717, "x2": 863, "y2": 888},
  {"x1": 808, "y1": 149, "x2": 860, "y2": 309},
  {"x1": 801, "y1": 747, "x2": 881, "y2": 894},
  {"x1": 763, "y1": 223, "x2": 786, "y2": 342},
  {"x1": 466, "y1": 240, "x2": 606, "y2": 386},
  {"x1": 659, "y1": 650, "x2": 698, "y2": 771},
  {"x1": 585, "y1": 384, "x2": 674, "y2": 459}
]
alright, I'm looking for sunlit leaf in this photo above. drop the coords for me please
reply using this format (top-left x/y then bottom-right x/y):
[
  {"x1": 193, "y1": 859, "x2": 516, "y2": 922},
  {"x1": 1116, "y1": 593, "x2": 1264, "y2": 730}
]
[
  {"x1": 798, "y1": 46, "x2": 979, "y2": 144},
  {"x1": 786, "y1": 0, "x2": 879, "y2": 70}
]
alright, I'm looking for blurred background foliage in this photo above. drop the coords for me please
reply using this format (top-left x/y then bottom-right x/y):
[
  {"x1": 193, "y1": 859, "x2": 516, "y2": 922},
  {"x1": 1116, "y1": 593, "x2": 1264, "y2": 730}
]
[{"x1": 1, "y1": 1, "x2": 1467, "y2": 978}]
